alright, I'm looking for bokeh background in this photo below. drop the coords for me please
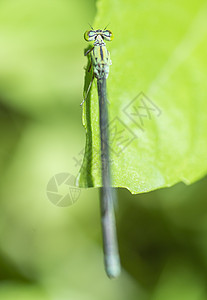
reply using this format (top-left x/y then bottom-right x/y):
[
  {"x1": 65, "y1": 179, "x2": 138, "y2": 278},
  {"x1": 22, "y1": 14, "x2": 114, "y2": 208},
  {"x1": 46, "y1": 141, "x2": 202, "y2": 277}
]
[{"x1": 0, "y1": 0, "x2": 207, "y2": 299}]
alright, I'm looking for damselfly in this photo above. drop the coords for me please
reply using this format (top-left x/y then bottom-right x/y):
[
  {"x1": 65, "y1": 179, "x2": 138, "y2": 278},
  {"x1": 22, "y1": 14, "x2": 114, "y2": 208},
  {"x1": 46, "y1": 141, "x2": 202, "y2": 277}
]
[{"x1": 81, "y1": 27, "x2": 121, "y2": 278}]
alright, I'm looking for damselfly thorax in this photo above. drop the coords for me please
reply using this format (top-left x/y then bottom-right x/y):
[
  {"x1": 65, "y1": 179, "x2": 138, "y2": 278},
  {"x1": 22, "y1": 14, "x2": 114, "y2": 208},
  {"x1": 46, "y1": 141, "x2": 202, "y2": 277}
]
[
  {"x1": 91, "y1": 34, "x2": 111, "y2": 79},
  {"x1": 80, "y1": 28, "x2": 114, "y2": 105}
]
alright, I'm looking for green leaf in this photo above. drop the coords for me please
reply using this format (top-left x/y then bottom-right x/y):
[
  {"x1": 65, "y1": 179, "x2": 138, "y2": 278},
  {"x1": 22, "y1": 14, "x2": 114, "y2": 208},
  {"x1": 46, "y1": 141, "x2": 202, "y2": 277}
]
[{"x1": 78, "y1": 0, "x2": 207, "y2": 194}]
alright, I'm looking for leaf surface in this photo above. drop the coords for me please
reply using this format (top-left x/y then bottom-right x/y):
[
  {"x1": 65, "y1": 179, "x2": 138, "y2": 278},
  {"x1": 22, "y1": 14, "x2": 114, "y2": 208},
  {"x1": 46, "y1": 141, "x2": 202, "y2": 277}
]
[{"x1": 78, "y1": 0, "x2": 207, "y2": 193}]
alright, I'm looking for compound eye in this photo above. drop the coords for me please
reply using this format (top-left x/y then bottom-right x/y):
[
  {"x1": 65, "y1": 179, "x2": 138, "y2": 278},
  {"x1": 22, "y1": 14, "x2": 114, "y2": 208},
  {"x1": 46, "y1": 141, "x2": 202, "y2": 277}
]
[
  {"x1": 84, "y1": 30, "x2": 96, "y2": 41},
  {"x1": 102, "y1": 30, "x2": 114, "y2": 41}
]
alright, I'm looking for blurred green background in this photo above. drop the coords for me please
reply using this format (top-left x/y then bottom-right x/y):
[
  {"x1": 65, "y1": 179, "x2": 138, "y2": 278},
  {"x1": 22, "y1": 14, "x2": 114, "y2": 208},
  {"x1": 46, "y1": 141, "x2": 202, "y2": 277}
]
[{"x1": 0, "y1": 0, "x2": 207, "y2": 299}]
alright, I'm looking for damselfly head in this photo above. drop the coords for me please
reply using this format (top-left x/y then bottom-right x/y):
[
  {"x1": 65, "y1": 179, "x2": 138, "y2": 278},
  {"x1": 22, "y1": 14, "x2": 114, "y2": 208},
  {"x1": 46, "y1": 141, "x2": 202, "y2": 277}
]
[{"x1": 84, "y1": 29, "x2": 114, "y2": 42}]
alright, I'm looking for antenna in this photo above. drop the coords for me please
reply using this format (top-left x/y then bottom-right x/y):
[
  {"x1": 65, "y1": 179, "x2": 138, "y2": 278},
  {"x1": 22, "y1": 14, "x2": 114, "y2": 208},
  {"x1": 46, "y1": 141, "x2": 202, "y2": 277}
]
[
  {"x1": 88, "y1": 23, "x2": 94, "y2": 30},
  {"x1": 104, "y1": 23, "x2": 110, "y2": 30}
]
